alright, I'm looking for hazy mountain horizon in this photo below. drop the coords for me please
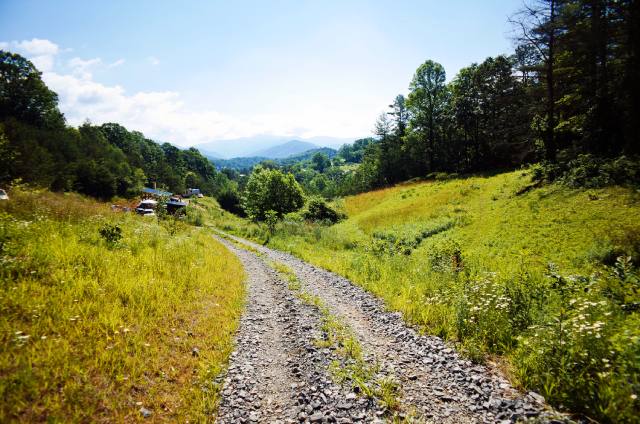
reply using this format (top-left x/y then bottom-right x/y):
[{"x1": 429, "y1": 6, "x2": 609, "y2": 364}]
[{"x1": 195, "y1": 134, "x2": 358, "y2": 159}]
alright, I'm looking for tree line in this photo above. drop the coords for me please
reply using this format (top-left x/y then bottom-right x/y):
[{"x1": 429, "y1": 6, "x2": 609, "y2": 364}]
[
  {"x1": 0, "y1": 51, "x2": 236, "y2": 200},
  {"x1": 2, "y1": 0, "x2": 638, "y2": 208},
  {"x1": 341, "y1": 0, "x2": 639, "y2": 192}
]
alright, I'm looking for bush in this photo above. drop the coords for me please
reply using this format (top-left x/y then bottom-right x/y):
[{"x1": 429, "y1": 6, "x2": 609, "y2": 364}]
[
  {"x1": 427, "y1": 237, "x2": 463, "y2": 272},
  {"x1": 303, "y1": 198, "x2": 344, "y2": 224},
  {"x1": 512, "y1": 261, "x2": 640, "y2": 420},
  {"x1": 533, "y1": 154, "x2": 640, "y2": 188},
  {"x1": 242, "y1": 167, "x2": 304, "y2": 221},
  {"x1": 216, "y1": 187, "x2": 244, "y2": 216},
  {"x1": 98, "y1": 223, "x2": 122, "y2": 247}
]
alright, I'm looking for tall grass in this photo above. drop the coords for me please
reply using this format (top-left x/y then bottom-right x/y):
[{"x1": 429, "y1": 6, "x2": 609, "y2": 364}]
[
  {"x1": 213, "y1": 170, "x2": 640, "y2": 422},
  {"x1": 0, "y1": 188, "x2": 245, "y2": 422}
]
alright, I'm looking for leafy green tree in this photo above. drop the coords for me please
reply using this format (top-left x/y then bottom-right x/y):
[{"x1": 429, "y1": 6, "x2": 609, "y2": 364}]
[
  {"x1": 0, "y1": 51, "x2": 64, "y2": 129},
  {"x1": 311, "y1": 152, "x2": 331, "y2": 173},
  {"x1": 242, "y1": 167, "x2": 304, "y2": 220},
  {"x1": 406, "y1": 60, "x2": 448, "y2": 171}
]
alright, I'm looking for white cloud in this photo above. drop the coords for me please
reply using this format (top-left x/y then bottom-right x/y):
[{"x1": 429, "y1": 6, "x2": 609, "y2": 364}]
[
  {"x1": 2, "y1": 38, "x2": 371, "y2": 147},
  {"x1": 147, "y1": 56, "x2": 160, "y2": 66},
  {"x1": 68, "y1": 57, "x2": 102, "y2": 80},
  {"x1": 16, "y1": 38, "x2": 59, "y2": 56},
  {"x1": 14, "y1": 38, "x2": 59, "y2": 71},
  {"x1": 107, "y1": 58, "x2": 125, "y2": 68}
]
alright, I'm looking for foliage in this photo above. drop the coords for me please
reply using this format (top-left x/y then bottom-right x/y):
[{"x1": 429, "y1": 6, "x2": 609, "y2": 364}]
[
  {"x1": 215, "y1": 186, "x2": 244, "y2": 216},
  {"x1": 98, "y1": 223, "x2": 122, "y2": 247},
  {"x1": 214, "y1": 169, "x2": 640, "y2": 422},
  {"x1": 264, "y1": 210, "x2": 279, "y2": 234},
  {"x1": 0, "y1": 188, "x2": 245, "y2": 422},
  {"x1": 242, "y1": 167, "x2": 304, "y2": 221},
  {"x1": 303, "y1": 197, "x2": 344, "y2": 224},
  {"x1": 311, "y1": 152, "x2": 331, "y2": 172},
  {"x1": 534, "y1": 154, "x2": 640, "y2": 188},
  {"x1": 0, "y1": 53, "x2": 235, "y2": 199},
  {"x1": 0, "y1": 51, "x2": 64, "y2": 129}
]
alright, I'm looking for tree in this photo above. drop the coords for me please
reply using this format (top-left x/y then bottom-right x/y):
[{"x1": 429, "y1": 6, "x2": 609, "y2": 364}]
[
  {"x1": 389, "y1": 94, "x2": 409, "y2": 137},
  {"x1": 406, "y1": 60, "x2": 448, "y2": 171},
  {"x1": 311, "y1": 152, "x2": 331, "y2": 173},
  {"x1": 510, "y1": 0, "x2": 561, "y2": 160},
  {"x1": 0, "y1": 51, "x2": 64, "y2": 129},
  {"x1": 242, "y1": 167, "x2": 304, "y2": 221}
]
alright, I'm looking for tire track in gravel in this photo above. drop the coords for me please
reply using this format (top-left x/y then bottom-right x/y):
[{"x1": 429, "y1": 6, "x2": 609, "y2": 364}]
[
  {"x1": 215, "y1": 236, "x2": 385, "y2": 424},
  {"x1": 215, "y1": 231, "x2": 568, "y2": 424}
]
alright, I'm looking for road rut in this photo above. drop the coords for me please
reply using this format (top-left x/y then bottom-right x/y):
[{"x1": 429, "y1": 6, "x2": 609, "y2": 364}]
[{"x1": 214, "y1": 232, "x2": 564, "y2": 423}]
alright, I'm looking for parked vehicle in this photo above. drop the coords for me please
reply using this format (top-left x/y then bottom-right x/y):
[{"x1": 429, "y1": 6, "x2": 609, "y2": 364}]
[
  {"x1": 0, "y1": 189, "x2": 8, "y2": 200},
  {"x1": 135, "y1": 199, "x2": 158, "y2": 215}
]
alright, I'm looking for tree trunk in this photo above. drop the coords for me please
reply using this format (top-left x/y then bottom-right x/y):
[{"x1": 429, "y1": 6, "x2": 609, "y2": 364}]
[{"x1": 545, "y1": 0, "x2": 557, "y2": 161}]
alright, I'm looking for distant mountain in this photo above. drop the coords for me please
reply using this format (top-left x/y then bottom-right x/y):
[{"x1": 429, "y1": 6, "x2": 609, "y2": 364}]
[
  {"x1": 277, "y1": 147, "x2": 337, "y2": 166},
  {"x1": 212, "y1": 147, "x2": 338, "y2": 170},
  {"x1": 211, "y1": 156, "x2": 268, "y2": 171},
  {"x1": 251, "y1": 140, "x2": 319, "y2": 159},
  {"x1": 194, "y1": 135, "x2": 358, "y2": 159}
]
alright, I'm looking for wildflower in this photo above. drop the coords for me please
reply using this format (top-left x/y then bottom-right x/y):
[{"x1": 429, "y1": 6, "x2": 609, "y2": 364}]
[{"x1": 631, "y1": 394, "x2": 637, "y2": 400}]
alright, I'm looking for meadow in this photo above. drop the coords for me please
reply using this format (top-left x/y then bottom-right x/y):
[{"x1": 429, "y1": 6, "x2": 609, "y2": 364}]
[
  {"x1": 212, "y1": 169, "x2": 640, "y2": 422},
  {"x1": 0, "y1": 188, "x2": 245, "y2": 422}
]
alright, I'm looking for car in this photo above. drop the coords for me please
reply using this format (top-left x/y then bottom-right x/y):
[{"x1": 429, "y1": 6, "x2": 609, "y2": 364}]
[
  {"x1": 135, "y1": 199, "x2": 158, "y2": 215},
  {"x1": 0, "y1": 189, "x2": 8, "y2": 200}
]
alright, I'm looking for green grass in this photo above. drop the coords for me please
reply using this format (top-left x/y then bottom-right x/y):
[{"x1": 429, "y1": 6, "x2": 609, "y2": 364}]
[
  {"x1": 213, "y1": 169, "x2": 640, "y2": 422},
  {"x1": 0, "y1": 188, "x2": 246, "y2": 422}
]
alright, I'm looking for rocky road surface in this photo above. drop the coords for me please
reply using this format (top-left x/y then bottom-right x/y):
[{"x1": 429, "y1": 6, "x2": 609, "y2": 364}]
[{"x1": 214, "y1": 232, "x2": 567, "y2": 424}]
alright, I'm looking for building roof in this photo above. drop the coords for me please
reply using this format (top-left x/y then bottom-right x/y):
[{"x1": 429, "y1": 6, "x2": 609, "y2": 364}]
[{"x1": 142, "y1": 187, "x2": 172, "y2": 197}]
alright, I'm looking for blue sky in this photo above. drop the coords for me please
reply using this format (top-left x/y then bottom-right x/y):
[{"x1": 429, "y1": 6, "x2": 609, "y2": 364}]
[{"x1": 1, "y1": 0, "x2": 523, "y2": 147}]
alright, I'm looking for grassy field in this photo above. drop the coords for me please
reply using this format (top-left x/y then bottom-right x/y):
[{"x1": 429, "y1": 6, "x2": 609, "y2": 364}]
[
  {"x1": 0, "y1": 189, "x2": 245, "y2": 422},
  {"x1": 212, "y1": 169, "x2": 640, "y2": 422}
]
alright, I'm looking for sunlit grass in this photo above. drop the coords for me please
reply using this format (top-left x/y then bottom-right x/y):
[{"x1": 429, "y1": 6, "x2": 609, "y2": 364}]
[
  {"x1": 0, "y1": 189, "x2": 245, "y2": 422},
  {"x1": 212, "y1": 169, "x2": 640, "y2": 421}
]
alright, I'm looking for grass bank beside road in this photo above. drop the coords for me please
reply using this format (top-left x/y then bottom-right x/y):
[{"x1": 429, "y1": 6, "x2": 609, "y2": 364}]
[
  {"x1": 0, "y1": 189, "x2": 245, "y2": 422},
  {"x1": 211, "y1": 169, "x2": 640, "y2": 422}
]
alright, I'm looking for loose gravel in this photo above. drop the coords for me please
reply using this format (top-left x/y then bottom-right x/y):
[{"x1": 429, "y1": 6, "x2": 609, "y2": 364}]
[{"x1": 214, "y1": 232, "x2": 571, "y2": 423}]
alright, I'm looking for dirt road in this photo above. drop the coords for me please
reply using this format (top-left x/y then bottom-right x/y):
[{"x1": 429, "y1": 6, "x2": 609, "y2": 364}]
[{"x1": 214, "y1": 232, "x2": 563, "y2": 424}]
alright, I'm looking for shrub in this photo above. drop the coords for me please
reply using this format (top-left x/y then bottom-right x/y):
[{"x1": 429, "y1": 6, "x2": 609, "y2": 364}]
[
  {"x1": 216, "y1": 187, "x2": 244, "y2": 216},
  {"x1": 303, "y1": 198, "x2": 344, "y2": 224},
  {"x1": 98, "y1": 223, "x2": 122, "y2": 247},
  {"x1": 427, "y1": 237, "x2": 463, "y2": 272},
  {"x1": 512, "y1": 262, "x2": 640, "y2": 420},
  {"x1": 533, "y1": 154, "x2": 640, "y2": 188}
]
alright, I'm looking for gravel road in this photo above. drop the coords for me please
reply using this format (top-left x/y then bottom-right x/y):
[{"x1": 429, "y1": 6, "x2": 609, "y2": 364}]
[{"x1": 214, "y1": 232, "x2": 567, "y2": 424}]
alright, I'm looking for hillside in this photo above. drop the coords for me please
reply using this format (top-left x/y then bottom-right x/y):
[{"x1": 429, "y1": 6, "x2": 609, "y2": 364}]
[
  {"x1": 211, "y1": 147, "x2": 338, "y2": 171},
  {"x1": 212, "y1": 170, "x2": 640, "y2": 421},
  {"x1": 0, "y1": 189, "x2": 245, "y2": 421},
  {"x1": 251, "y1": 140, "x2": 319, "y2": 158}
]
